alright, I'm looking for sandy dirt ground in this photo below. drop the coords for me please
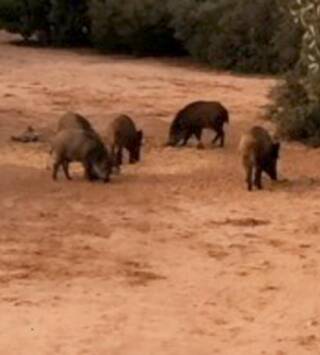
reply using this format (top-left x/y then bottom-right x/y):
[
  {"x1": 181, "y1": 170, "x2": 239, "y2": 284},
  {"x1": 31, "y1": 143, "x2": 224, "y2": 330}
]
[{"x1": 1, "y1": 31, "x2": 320, "y2": 355}]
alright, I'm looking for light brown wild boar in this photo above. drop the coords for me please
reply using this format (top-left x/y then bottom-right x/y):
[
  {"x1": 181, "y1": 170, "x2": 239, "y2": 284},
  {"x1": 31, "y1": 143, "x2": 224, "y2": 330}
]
[
  {"x1": 57, "y1": 111, "x2": 119, "y2": 176},
  {"x1": 51, "y1": 128, "x2": 112, "y2": 182},
  {"x1": 239, "y1": 126, "x2": 280, "y2": 191},
  {"x1": 107, "y1": 115, "x2": 143, "y2": 166},
  {"x1": 167, "y1": 101, "x2": 229, "y2": 148}
]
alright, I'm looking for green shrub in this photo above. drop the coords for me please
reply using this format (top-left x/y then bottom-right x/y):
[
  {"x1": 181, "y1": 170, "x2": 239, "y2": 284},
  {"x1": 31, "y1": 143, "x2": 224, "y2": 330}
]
[
  {"x1": 0, "y1": 0, "x2": 51, "y2": 40},
  {"x1": 270, "y1": 72, "x2": 320, "y2": 146},
  {"x1": 0, "y1": 0, "x2": 90, "y2": 45},
  {"x1": 49, "y1": 0, "x2": 90, "y2": 45},
  {"x1": 170, "y1": 0, "x2": 234, "y2": 63},
  {"x1": 0, "y1": 0, "x2": 21, "y2": 33},
  {"x1": 0, "y1": 0, "x2": 304, "y2": 74},
  {"x1": 271, "y1": 11, "x2": 303, "y2": 73},
  {"x1": 90, "y1": 0, "x2": 184, "y2": 55},
  {"x1": 170, "y1": 0, "x2": 302, "y2": 73}
]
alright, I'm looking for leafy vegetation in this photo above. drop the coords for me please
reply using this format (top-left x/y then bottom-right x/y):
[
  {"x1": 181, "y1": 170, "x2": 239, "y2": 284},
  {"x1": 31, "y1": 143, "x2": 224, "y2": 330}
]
[
  {"x1": 0, "y1": 0, "x2": 302, "y2": 72},
  {"x1": 269, "y1": 1, "x2": 320, "y2": 146}
]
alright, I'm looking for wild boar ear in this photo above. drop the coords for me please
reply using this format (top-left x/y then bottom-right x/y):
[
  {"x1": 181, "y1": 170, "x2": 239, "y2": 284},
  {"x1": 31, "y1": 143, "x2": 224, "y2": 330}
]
[{"x1": 272, "y1": 142, "x2": 280, "y2": 158}]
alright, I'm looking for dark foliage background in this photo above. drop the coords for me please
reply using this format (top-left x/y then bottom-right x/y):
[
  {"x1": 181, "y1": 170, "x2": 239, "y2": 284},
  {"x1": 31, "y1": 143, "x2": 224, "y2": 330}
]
[
  {"x1": 0, "y1": 0, "x2": 89, "y2": 45},
  {"x1": 0, "y1": 0, "x2": 302, "y2": 72}
]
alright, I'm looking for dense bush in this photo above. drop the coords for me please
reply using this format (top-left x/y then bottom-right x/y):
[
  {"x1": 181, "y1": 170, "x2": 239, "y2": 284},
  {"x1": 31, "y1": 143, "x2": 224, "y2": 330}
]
[
  {"x1": 90, "y1": 0, "x2": 184, "y2": 55},
  {"x1": 0, "y1": 0, "x2": 51, "y2": 41},
  {"x1": 0, "y1": 0, "x2": 90, "y2": 45},
  {"x1": 170, "y1": 0, "x2": 302, "y2": 73},
  {"x1": 269, "y1": 1, "x2": 320, "y2": 146},
  {"x1": 89, "y1": 0, "x2": 303, "y2": 72},
  {"x1": 270, "y1": 72, "x2": 320, "y2": 146},
  {"x1": 170, "y1": 0, "x2": 233, "y2": 63},
  {"x1": 49, "y1": 0, "x2": 90, "y2": 45},
  {"x1": 271, "y1": 11, "x2": 303, "y2": 73},
  {"x1": 0, "y1": 0, "x2": 303, "y2": 72},
  {"x1": 0, "y1": 0, "x2": 21, "y2": 33}
]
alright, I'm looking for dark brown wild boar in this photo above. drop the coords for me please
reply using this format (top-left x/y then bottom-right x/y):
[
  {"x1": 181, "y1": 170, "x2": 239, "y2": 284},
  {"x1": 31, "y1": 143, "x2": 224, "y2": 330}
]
[
  {"x1": 50, "y1": 129, "x2": 112, "y2": 182},
  {"x1": 167, "y1": 101, "x2": 229, "y2": 148},
  {"x1": 239, "y1": 126, "x2": 280, "y2": 191},
  {"x1": 107, "y1": 115, "x2": 143, "y2": 166}
]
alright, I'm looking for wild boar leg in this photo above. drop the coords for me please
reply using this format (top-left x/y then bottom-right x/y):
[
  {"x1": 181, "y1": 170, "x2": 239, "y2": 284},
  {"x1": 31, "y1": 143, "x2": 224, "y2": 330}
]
[
  {"x1": 181, "y1": 130, "x2": 192, "y2": 146},
  {"x1": 129, "y1": 152, "x2": 136, "y2": 164},
  {"x1": 246, "y1": 165, "x2": 253, "y2": 191},
  {"x1": 116, "y1": 146, "x2": 123, "y2": 165},
  {"x1": 52, "y1": 159, "x2": 62, "y2": 180},
  {"x1": 194, "y1": 128, "x2": 204, "y2": 149},
  {"x1": 62, "y1": 161, "x2": 72, "y2": 180},
  {"x1": 254, "y1": 167, "x2": 263, "y2": 190},
  {"x1": 212, "y1": 128, "x2": 224, "y2": 147},
  {"x1": 83, "y1": 160, "x2": 95, "y2": 181}
]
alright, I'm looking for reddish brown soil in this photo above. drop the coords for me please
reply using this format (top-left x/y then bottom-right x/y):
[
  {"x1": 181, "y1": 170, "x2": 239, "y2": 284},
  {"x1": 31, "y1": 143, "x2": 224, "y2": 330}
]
[{"x1": 1, "y1": 31, "x2": 320, "y2": 354}]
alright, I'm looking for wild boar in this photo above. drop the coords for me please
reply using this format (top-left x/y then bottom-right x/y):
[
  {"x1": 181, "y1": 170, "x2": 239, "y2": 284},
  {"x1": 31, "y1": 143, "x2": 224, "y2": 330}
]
[
  {"x1": 239, "y1": 126, "x2": 280, "y2": 191},
  {"x1": 166, "y1": 101, "x2": 229, "y2": 148},
  {"x1": 50, "y1": 128, "x2": 112, "y2": 182},
  {"x1": 57, "y1": 111, "x2": 120, "y2": 176},
  {"x1": 107, "y1": 114, "x2": 143, "y2": 166}
]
